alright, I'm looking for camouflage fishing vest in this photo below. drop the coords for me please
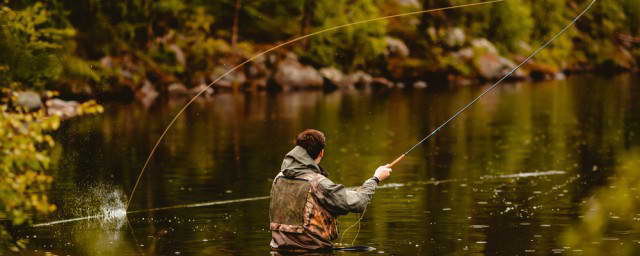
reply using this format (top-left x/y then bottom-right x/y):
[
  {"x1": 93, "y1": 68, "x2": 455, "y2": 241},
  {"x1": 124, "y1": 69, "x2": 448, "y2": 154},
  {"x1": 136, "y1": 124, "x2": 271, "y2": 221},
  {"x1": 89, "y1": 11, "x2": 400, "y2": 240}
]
[{"x1": 269, "y1": 172, "x2": 338, "y2": 241}]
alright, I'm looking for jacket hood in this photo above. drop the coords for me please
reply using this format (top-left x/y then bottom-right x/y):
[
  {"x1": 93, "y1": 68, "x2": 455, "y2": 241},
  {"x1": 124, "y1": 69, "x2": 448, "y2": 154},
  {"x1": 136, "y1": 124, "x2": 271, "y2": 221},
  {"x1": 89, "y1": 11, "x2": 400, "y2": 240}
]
[{"x1": 280, "y1": 146, "x2": 328, "y2": 178}]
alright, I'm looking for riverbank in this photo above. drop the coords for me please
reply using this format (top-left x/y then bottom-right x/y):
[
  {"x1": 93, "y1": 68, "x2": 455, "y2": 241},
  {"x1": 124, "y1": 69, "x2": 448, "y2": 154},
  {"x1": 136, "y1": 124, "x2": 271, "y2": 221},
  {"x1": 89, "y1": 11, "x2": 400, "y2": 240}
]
[{"x1": 2, "y1": 1, "x2": 638, "y2": 104}]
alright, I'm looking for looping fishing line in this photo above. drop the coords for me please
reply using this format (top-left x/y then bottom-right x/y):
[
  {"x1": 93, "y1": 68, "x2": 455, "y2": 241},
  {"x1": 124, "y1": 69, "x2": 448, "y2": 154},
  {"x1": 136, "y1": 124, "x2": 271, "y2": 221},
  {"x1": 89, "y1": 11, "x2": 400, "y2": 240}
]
[
  {"x1": 126, "y1": 0, "x2": 506, "y2": 211},
  {"x1": 340, "y1": 0, "x2": 597, "y2": 245}
]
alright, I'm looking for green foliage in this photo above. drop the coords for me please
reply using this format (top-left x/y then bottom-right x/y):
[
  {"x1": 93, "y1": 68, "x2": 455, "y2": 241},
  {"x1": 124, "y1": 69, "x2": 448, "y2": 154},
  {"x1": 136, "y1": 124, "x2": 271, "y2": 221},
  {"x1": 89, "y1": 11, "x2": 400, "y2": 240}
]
[
  {"x1": 0, "y1": 99, "x2": 59, "y2": 252},
  {"x1": 1, "y1": 0, "x2": 639, "y2": 91},
  {"x1": 303, "y1": 0, "x2": 388, "y2": 71},
  {"x1": 487, "y1": 0, "x2": 533, "y2": 53},
  {"x1": 0, "y1": 3, "x2": 75, "y2": 89}
]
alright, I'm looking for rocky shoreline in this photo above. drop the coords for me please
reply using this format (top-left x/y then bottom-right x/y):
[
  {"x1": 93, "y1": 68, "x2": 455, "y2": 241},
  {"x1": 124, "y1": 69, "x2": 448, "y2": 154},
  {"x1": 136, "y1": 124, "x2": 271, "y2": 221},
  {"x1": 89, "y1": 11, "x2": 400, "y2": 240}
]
[{"x1": 117, "y1": 35, "x2": 635, "y2": 106}]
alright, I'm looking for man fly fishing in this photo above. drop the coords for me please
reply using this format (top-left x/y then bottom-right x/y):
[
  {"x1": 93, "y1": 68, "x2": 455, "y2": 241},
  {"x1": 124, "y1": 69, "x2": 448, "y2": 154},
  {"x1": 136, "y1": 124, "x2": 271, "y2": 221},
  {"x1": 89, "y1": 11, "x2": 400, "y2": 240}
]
[{"x1": 269, "y1": 129, "x2": 392, "y2": 252}]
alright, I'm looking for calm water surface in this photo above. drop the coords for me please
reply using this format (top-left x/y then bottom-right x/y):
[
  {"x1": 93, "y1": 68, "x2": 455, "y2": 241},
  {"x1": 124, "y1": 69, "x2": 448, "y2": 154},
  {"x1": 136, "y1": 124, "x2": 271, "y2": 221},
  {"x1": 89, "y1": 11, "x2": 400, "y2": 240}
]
[{"x1": 20, "y1": 74, "x2": 640, "y2": 255}]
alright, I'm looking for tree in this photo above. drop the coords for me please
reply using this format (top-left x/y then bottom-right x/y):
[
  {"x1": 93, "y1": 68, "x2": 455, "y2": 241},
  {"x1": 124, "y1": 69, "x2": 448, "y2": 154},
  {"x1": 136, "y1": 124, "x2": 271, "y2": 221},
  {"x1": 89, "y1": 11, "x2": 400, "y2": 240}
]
[{"x1": 303, "y1": 0, "x2": 388, "y2": 71}]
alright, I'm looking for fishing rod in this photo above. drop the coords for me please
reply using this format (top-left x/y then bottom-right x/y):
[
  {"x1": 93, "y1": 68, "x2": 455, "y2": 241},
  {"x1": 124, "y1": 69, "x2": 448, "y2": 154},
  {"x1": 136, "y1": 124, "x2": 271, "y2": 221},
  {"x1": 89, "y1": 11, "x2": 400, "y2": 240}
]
[
  {"x1": 125, "y1": 0, "x2": 506, "y2": 211},
  {"x1": 386, "y1": 0, "x2": 597, "y2": 168},
  {"x1": 342, "y1": 0, "x2": 597, "y2": 244}
]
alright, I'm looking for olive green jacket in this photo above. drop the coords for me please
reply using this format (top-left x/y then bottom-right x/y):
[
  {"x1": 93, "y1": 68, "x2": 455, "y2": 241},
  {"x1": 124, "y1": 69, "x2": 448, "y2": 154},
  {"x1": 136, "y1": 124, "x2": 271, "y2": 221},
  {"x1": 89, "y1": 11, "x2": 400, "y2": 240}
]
[{"x1": 278, "y1": 146, "x2": 378, "y2": 216}]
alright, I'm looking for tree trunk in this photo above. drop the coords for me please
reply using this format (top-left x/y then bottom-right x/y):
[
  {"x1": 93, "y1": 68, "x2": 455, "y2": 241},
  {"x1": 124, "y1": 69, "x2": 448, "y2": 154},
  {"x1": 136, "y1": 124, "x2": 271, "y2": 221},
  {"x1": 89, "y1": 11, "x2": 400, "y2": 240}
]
[
  {"x1": 300, "y1": 0, "x2": 315, "y2": 49},
  {"x1": 419, "y1": 0, "x2": 448, "y2": 35},
  {"x1": 231, "y1": 0, "x2": 241, "y2": 47}
]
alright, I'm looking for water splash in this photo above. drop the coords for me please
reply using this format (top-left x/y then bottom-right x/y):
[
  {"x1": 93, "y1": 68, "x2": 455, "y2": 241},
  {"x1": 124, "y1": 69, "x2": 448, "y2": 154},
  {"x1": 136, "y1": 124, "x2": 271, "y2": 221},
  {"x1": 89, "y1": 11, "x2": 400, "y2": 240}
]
[{"x1": 34, "y1": 183, "x2": 127, "y2": 228}]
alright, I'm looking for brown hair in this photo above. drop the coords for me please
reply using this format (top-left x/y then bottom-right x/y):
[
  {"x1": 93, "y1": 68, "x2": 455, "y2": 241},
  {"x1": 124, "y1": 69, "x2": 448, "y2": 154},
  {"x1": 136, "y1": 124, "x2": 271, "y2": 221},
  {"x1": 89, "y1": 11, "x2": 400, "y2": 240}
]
[{"x1": 296, "y1": 129, "x2": 326, "y2": 159}]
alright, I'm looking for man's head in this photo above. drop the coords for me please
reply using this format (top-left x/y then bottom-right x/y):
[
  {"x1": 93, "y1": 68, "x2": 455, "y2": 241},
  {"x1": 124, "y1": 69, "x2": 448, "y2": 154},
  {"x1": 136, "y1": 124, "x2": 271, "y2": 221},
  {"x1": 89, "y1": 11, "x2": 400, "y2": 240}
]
[{"x1": 296, "y1": 129, "x2": 325, "y2": 163}]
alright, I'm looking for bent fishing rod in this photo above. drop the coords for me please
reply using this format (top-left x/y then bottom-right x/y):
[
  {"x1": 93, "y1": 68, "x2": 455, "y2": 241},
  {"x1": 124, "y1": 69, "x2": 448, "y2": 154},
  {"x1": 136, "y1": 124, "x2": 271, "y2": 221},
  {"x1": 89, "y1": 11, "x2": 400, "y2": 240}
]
[
  {"x1": 125, "y1": 0, "x2": 505, "y2": 211},
  {"x1": 386, "y1": 0, "x2": 597, "y2": 168}
]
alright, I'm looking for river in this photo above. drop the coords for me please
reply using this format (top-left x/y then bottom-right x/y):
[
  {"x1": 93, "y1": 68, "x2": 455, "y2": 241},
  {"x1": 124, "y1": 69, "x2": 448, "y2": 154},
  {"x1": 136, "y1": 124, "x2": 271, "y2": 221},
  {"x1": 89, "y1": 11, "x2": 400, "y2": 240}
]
[{"x1": 20, "y1": 74, "x2": 640, "y2": 255}]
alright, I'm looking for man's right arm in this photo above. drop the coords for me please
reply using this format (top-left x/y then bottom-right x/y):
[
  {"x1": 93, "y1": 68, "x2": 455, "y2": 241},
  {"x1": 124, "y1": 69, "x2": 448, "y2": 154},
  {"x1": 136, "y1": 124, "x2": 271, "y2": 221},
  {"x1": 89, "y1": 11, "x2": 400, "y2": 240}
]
[{"x1": 313, "y1": 165, "x2": 392, "y2": 216}]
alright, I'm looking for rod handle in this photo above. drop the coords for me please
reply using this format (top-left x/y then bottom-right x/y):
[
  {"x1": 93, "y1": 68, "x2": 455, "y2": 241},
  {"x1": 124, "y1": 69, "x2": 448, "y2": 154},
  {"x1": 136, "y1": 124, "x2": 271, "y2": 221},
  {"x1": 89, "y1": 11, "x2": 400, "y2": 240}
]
[{"x1": 387, "y1": 154, "x2": 405, "y2": 168}]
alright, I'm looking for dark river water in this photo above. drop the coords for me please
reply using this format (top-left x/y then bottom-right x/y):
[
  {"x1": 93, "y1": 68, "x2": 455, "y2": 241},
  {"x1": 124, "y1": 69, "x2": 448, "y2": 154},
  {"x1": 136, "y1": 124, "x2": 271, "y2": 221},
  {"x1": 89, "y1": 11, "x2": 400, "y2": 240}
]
[{"x1": 19, "y1": 74, "x2": 640, "y2": 255}]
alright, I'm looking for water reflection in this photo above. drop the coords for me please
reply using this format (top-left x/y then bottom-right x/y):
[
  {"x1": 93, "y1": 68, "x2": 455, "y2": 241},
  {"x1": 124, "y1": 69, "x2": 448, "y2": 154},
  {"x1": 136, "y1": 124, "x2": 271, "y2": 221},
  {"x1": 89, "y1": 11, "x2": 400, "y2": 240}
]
[{"x1": 21, "y1": 74, "x2": 640, "y2": 255}]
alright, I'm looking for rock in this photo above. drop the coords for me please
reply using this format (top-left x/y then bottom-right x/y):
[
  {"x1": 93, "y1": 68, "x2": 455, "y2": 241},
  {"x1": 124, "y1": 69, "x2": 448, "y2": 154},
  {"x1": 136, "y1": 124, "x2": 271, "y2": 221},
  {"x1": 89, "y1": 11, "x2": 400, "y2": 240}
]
[
  {"x1": 451, "y1": 47, "x2": 474, "y2": 60},
  {"x1": 46, "y1": 99, "x2": 79, "y2": 119},
  {"x1": 100, "y1": 56, "x2": 113, "y2": 68},
  {"x1": 190, "y1": 84, "x2": 215, "y2": 96},
  {"x1": 474, "y1": 54, "x2": 503, "y2": 80},
  {"x1": 210, "y1": 67, "x2": 247, "y2": 88},
  {"x1": 471, "y1": 38, "x2": 498, "y2": 55},
  {"x1": 167, "y1": 83, "x2": 189, "y2": 96},
  {"x1": 473, "y1": 53, "x2": 523, "y2": 80},
  {"x1": 135, "y1": 80, "x2": 159, "y2": 108},
  {"x1": 273, "y1": 58, "x2": 323, "y2": 90},
  {"x1": 526, "y1": 61, "x2": 559, "y2": 80},
  {"x1": 344, "y1": 71, "x2": 373, "y2": 89},
  {"x1": 319, "y1": 67, "x2": 345, "y2": 87},
  {"x1": 385, "y1": 37, "x2": 410, "y2": 57},
  {"x1": 15, "y1": 91, "x2": 42, "y2": 111},
  {"x1": 371, "y1": 77, "x2": 394, "y2": 89},
  {"x1": 393, "y1": 0, "x2": 420, "y2": 8},
  {"x1": 413, "y1": 80, "x2": 428, "y2": 89},
  {"x1": 168, "y1": 44, "x2": 186, "y2": 66},
  {"x1": 445, "y1": 27, "x2": 465, "y2": 48},
  {"x1": 247, "y1": 55, "x2": 269, "y2": 78}
]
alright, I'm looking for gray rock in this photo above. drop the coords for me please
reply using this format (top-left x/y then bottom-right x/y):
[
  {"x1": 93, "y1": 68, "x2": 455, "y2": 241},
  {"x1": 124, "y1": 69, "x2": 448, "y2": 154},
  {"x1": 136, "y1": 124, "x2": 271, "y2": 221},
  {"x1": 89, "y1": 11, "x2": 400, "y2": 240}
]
[
  {"x1": 209, "y1": 68, "x2": 247, "y2": 88},
  {"x1": 413, "y1": 80, "x2": 428, "y2": 89},
  {"x1": 319, "y1": 67, "x2": 345, "y2": 87},
  {"x1": 135, "y1": 80, "x2": 159, "y2": 108},
  {"x1": 274, "y1": 58, "x2": 323, "y2": 90},
  {"x1": 344, "y1": 71, "x2": 373, "y2": 88},
  {"x1": 394, "y1": 0, "x2": 420, "y2": 7},
  {"x1": 471, "y1": 38, "x2": 498, "y2": 55},
  {"x1": 385, "y1": 37, "x2": 410, "y2": 57},
  {"x1": 168, "y1": 83, "x2": 189, "y2": 95},
  {"x1": 473, "y1": 52, "x2": 524, "y2": 80},
  {"x1": 445, "y1": 27, "x2": 465, "y2": 48},
  {"x1": 371, "y1": 77, "x2": 394, "y2": 89},
  {"x1": 554, "y1": 72, "x2": 566, "y2": 80},
  {"x1": 15, "y1": 91, "x2": 42, "y2": 111},
  {"x1": 46, "y1": 99, "x2": 79, "y2": 119},
  {"x1": 451, "y1": 47, "x2": 474, "y2": 60},
  {"x1": 190, "y1": 84, "x2": 215, "y2": 96}
]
